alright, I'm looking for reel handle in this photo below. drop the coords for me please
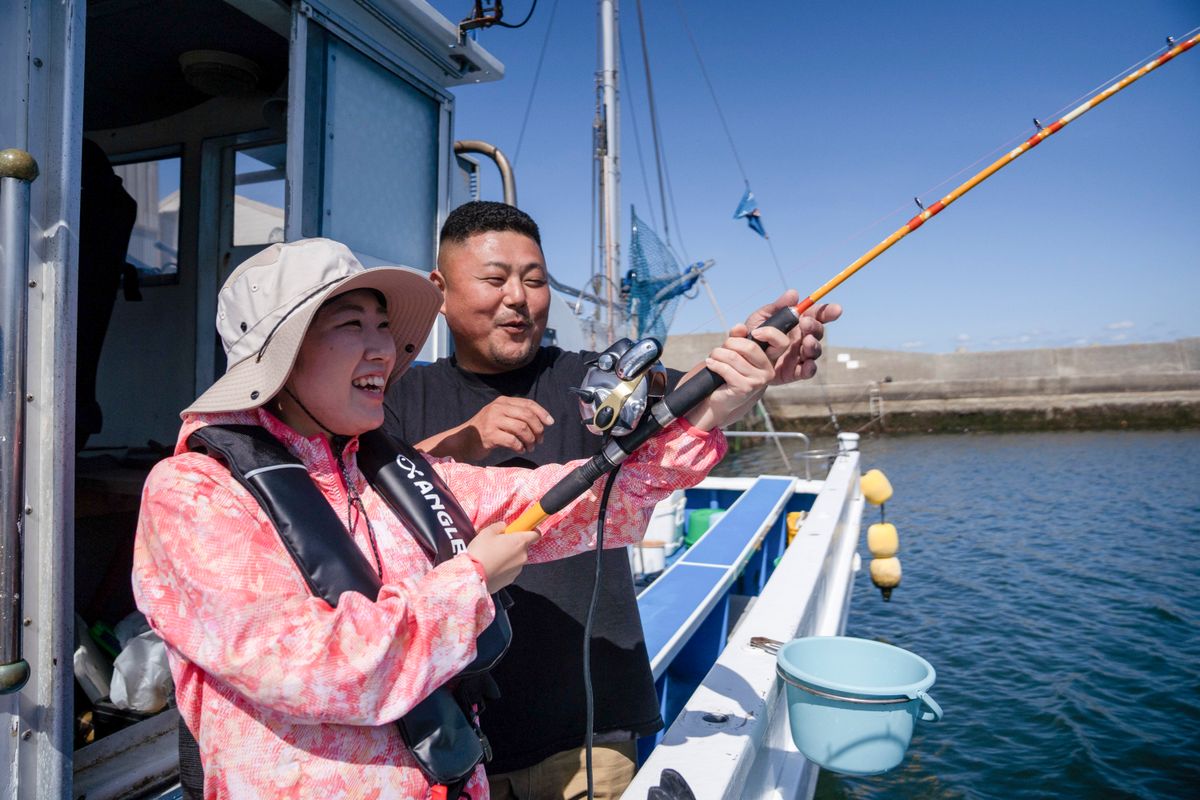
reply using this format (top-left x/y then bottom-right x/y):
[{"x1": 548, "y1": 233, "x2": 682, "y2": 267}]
[{"x1": 615, "y1": 338, "x2": 663, "y2": 381}]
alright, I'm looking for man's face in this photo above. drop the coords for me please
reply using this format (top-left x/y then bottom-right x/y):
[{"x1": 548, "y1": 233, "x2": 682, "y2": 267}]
[{"x1": 434, "y1": 230, "x2": 550, "y2": 374}]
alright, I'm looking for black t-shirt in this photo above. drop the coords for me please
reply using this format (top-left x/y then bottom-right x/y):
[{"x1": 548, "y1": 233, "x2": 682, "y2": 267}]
[{"x1": 383, "y1": 347, "x2": 681, "y2": 773}]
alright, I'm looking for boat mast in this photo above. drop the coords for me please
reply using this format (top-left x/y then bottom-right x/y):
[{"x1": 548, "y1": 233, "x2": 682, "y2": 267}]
[{"x1": 597, "y1": 0, "x2": 620, "y2": 344}]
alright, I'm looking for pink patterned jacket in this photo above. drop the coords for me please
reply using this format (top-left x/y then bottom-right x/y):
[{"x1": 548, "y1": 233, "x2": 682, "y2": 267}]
[{"x1": 132, "y1": 408, "x2": 725, "y2": 800}]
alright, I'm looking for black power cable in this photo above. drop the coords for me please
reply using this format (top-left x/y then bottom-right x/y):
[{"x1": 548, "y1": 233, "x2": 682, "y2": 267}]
[
  {"x1": 496, "y1": 0, "x2": 538, "y2": 29},
  {"x1": 580, "y1": 460, "x2": 622, "y2": 800}
]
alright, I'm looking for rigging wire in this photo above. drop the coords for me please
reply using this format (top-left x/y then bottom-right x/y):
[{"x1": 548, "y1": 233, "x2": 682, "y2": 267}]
[
  {"x1": 669, "y1": 0, "x2": 785, "y2": 290},
  {"x1": 633, "y1": 0, "x2": 673, "y2": 247},
  {"x1": 629, "y1": 0, "x2": 691, "y2": 264},
  {"x1": 670, "y1": 0, "x2": 750, "y2": 183},
  {"x1": 589, "y1": 78, "x2": 601, "y2": 328},
  {"x1": 618, "y1": 35, "x2": 662, "y2": 232},
  {"x1": 495, "y1": 0, "x2": 538, "y2": 29},
  {"x1": 661, "y1": 144, "x2": 691, "y2": 265},
  {"x1": 512, "y1": 0, "x2": 561, "y2": 166}
]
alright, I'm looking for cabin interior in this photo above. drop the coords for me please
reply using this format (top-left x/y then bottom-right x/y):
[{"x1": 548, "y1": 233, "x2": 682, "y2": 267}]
[{"x1": 72, "y1": 0, "x2": 477, "y2": 749}]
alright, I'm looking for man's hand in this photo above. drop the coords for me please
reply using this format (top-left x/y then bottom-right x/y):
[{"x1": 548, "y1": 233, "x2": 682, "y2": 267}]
[
  {"x1": 469, "y1": 397, "x2": 555, "y2": 455},
  {"x1": 744, "y1": 290, "x2": 842, "y2": 384},
  {"x1": 684, "y1": 323, "x2": 785, "y2": 431},
  {"x1": 416, "y1": 397, "x2": 555, "y2": 461}
]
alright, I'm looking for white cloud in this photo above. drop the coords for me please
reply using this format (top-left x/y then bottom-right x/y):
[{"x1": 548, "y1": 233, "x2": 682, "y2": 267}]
[
  {"x1": 1106, "y1": 320, "x2": 1135, "y2": 330},
  {"x1": 901, "y1": 340, "x2": 923, "y2": 349},
  {"x1": 955, "y1": 333, "x2": 970, "y2": 342},
  {"x1": 1110, "y1": 332, "x2": 1128, "y2": 341}
]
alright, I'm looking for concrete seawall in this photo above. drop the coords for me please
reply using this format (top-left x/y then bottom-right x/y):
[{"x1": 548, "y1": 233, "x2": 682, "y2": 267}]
[{"x1": 662, "y1": 336, "x2": 1200, "y2": 433}]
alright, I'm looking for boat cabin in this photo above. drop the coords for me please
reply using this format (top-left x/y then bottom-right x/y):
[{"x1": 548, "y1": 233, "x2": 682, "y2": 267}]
[{"x1": 1, "y1": 1, "x2": 502, "y2": 796}]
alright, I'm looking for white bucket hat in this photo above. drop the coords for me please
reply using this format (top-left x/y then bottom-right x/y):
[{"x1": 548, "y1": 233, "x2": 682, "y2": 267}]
[{"x1": 183, "y1": 238, "x2": 442, "y2": 416}]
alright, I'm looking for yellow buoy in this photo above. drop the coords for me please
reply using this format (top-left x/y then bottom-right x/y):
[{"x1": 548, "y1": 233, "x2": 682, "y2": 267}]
[
  {"x1": 870, "y1": 556, "x2": 902, "y2": 601},
  {"x1": 867, "y1": 522, "x2": 899, "y2": 558},
  {"x1": 786, "y1": 511, "x2": 806, "y2": 546},
  {"x1": 861, "y1": 469, "x2": 893, "y2": 506}
]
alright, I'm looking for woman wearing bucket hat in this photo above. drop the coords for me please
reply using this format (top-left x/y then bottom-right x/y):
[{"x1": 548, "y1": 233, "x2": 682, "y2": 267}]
[{"x1": 132, "y1": 238, "x2": 791, "y2": 799}]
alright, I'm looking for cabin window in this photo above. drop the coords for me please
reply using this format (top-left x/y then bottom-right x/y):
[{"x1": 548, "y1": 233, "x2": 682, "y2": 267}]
[
  {"x1": 112, "y1": 155, "x2": 182, "y2": 286},
  {"x1": 232, "y1": 143, "x2": 287, "y2": 246}
]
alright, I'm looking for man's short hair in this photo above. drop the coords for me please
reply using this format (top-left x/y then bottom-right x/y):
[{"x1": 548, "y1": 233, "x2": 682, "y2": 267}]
[{"x1": 440, "y1": 201, "x2": 542, "y2": 248}]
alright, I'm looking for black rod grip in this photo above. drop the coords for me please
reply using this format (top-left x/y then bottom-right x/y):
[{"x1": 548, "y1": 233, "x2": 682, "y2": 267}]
[
  {"x1": 540, "y1": 455, "x2": 609, "y2": 515},
  {"x1": 661, "y1": 306, "x2": 800, "y2": 420},
  {"x1": 761, "y1": 305, "x2": 802, "y2": 337},
  {"x1": 665, "y1": 367, "x2": 725, "y2": 418}
]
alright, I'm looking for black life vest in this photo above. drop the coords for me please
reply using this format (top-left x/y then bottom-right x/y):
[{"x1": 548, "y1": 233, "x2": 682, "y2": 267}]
[{"x1": 178, "y1": 424, "x2": 511, "y2": 799}]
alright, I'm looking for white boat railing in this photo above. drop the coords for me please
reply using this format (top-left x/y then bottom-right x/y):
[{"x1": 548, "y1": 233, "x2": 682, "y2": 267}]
[
  {"x1": 624, "y1": 442, "x2": 864, "y2": 800},
  {"x1": 721, "y1": 430, "x2": 814, "y2": 479}
]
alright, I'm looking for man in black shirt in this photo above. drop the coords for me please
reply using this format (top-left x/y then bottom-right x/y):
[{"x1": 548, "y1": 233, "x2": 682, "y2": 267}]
[{"x1": 383, "y1": 201, "x2": 840, "y2": 799}]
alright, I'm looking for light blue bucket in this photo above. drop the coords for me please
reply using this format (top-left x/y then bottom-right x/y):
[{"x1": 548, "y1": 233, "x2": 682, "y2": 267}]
[{"x1": 776, "y1": 636, "x2": 942, "y2": 776}]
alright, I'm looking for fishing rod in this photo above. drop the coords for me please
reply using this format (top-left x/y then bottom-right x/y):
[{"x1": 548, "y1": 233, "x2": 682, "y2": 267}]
[{"x1": 504, "y1": 31, "x2": 1199, "y2": 534}]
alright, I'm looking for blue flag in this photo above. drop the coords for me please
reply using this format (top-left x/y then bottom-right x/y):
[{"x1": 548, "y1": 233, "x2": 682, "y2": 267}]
[{"x1": 733, "y1": 188, "x2": 768, "y2": 238}]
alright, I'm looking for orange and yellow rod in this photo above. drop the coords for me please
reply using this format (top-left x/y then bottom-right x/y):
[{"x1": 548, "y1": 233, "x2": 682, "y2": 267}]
[
  {"x1": 791, "y1": 31, "x2": 1198, "y2": 318},
  {"x1": 504, "y1": 32, "x2": 1198, "y2": 535}
]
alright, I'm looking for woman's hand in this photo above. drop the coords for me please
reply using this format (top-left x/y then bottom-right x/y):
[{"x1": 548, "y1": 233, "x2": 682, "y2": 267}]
[
  {"x1": 466, "y1": 521, "x2": 541, "y2": 593},
  {"x1": 683, "y1": 323, "x2": 789, "y2": 431}
]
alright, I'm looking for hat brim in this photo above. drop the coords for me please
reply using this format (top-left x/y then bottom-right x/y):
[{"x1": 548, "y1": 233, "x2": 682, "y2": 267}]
[{"x1": 183, "y1": 266, "x2": 442, "y2": 416}]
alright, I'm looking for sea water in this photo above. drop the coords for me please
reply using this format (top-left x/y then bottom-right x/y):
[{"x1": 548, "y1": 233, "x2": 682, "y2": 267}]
[{"x1": 719, "y1": 430, "x2": 1200, "y2": 799}]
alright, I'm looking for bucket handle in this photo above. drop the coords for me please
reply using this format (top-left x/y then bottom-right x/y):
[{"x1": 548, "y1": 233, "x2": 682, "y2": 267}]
[
  {"x1": 777, "y1": 666, "x2": 912, "y2": 706},
  {"x1": 916, "y1": 690, "x2": 942, "y2": 722}
]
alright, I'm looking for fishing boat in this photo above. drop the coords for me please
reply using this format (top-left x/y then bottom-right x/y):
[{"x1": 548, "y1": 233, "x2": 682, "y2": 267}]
[{"x1": 0, "y1": 1, "x2": 866, "y2": 797}]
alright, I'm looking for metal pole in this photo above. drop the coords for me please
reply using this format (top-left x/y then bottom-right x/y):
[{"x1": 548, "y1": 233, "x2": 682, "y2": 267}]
[
  {"x1": 453, "y1": 140, "x2": 518, "y2": 207},
  {"x1": 599, "y1": 0, "x2": 620, "y2": 344},
  {"x1": 0, "y1": 148, "x2": 37, "y2": 695}
]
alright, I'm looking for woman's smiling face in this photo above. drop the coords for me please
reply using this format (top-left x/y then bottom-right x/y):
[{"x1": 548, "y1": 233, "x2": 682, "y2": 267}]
[{"x1": 279, "y1": 289, "x2": 396, "y2": 438}]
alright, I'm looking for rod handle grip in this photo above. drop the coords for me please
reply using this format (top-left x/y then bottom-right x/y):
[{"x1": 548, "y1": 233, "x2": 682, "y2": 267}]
[
  {"x1": 664, "y1": 305, "x2": 800, "y2": 419},
  {"x1": 505, "y1": 503, "x2": 548, "y2": 534}
]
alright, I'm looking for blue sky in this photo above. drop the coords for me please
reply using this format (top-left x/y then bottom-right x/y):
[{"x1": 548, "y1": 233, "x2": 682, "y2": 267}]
[{"x1": 431, "y1": 0, "x2": 1199, "y2": 353}]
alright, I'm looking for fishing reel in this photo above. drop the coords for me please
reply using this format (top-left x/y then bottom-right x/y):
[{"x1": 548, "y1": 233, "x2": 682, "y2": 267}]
[{"x1": 573, "y1": 337, "x2": 668, "y2": 436}]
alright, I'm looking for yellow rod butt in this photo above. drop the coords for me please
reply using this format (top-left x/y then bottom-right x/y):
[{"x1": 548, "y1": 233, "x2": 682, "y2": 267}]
[{"x1": 505, "y1": 504, "x2": 548, "y2": 534}]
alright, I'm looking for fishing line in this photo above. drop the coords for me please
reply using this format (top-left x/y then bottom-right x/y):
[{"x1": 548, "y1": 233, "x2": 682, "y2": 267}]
[{"x1": 665, "y1": 32, "x2": 1200, "y2": 339}]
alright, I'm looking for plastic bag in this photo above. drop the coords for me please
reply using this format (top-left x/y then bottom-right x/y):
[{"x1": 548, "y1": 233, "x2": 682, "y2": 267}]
[
  {"x1": 73, "y1": 612, "x2": 113, "y2": 703},
  {"x1": 109, "y1": 629, "x2": 173, "y2": 712},
  {"x1": 113, "y1": 610, "x2": 152, "y2": 648}
]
